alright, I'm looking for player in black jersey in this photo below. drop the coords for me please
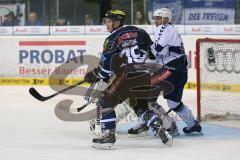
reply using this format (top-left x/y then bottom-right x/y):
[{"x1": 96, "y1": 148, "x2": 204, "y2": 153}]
[{"x1": 84, "y1": 10, "x2": 173, "y2": 149}]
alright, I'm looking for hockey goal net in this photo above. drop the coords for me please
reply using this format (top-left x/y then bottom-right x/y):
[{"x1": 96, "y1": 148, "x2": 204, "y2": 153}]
[{"x1": 196, "y1": 38, "x2": 240, "y2": 121}]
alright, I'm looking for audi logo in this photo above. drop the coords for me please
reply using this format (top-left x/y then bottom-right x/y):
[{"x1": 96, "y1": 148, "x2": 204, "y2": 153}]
[
  {"x1": 0, "y1": 28, "x2": 7, "y2": 33},
  {"x1": 70, "y1": 27, "x2": 80, "y2": 32},
  {"x1": 204, "y1": 47, "x2": 240, "y2": 73},
  {"x1": 30, "y1": 28, "x2": 41, "y2": 33}
]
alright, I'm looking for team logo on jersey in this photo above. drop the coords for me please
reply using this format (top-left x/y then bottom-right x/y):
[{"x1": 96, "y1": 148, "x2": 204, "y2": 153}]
[{"x1": 103, "y1": 39, "x2": 109, "y2": 51}]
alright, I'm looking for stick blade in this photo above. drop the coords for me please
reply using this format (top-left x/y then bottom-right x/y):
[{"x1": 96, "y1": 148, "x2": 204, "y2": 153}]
[
  {"x1": 77, "y1": 103, "x2": 89, "y2": 112},
  {"x1": 29, "y1": 87, "x2": 48, "y2": 101}
]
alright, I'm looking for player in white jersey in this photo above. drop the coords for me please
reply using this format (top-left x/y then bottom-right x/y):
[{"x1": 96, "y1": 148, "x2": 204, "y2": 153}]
[
  {"x1": 150, "y1": 7, "x2": 202, "y2": 134},
  {"x1": 127, "y1": 8, "x2": 201, "y2": 136}
]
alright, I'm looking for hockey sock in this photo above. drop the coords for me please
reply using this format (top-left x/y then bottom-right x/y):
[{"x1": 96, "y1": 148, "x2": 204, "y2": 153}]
[
  {"x1": 167, "y1": 100, "x2": 195, "y2": 128},
  {"x1": 100, "y1": 110, "x2": 116, "y2": 130},
  {"x1": 176, "y1": 105, "x2": 195, "y2": 128}
]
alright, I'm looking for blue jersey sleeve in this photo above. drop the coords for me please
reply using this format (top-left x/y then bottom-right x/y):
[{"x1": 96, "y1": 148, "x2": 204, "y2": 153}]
[
  {"x1": 98, "y1": 52, "x2": 112, "y2": 82},
  {"x1": 98, "y1": 38, "x2": 118, "y2": 82}
]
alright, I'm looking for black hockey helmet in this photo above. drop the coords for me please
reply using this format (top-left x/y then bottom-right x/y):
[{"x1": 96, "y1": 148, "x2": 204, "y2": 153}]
[{"x1": 105, "y1": 10, "x2": 126, "y2": 23}]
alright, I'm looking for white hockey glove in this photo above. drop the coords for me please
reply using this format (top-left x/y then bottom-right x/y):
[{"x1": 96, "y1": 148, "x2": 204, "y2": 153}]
[
  {"x1": 84, "y1": 80, "x2": 108, "y2": 103},
  {"x1": 150, "y1": 43, "x2": 158, "y2": 57}
]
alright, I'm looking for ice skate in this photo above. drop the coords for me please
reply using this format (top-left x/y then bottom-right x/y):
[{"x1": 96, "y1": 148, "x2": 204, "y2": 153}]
[
  {"x1": 92, "y1": 129, "x2": 116, "y2": 150},
  {"x1": 128, "y1": 123, "x2": 149, "y2": 138},
  {"x1": 183, "y1": 121, "x2": 202, "y2": 134}
]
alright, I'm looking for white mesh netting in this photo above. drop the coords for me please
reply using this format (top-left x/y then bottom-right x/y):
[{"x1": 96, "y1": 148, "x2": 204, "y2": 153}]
[{"x1": 198, "y1": 39, "x2": 240, "y2": 121}]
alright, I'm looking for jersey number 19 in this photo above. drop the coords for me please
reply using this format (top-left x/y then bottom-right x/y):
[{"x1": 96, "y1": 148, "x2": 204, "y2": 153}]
[{"x1": 121, "y1": 45, "x2": 146, "y2": 63}]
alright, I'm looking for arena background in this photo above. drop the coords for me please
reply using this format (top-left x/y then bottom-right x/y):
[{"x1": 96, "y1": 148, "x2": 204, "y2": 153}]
[{"x1": 1, "y1": 1, "x2": 240, "y2": 160}]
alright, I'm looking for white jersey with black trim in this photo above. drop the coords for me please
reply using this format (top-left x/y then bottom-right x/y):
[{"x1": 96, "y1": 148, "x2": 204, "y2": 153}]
[{"x1": 152, "y1": 24, "x2": 185, "y2": 66}]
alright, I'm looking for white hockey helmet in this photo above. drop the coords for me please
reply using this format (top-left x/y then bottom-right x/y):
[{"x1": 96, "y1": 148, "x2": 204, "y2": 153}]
[{"x1": 153, "y1": 7, "x2": 172, "y2": 22}]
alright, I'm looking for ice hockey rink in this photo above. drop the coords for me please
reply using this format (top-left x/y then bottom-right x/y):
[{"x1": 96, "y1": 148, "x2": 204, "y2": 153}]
[{"x1": 1, "y1": 86, "x2": 240, "y2": 160}]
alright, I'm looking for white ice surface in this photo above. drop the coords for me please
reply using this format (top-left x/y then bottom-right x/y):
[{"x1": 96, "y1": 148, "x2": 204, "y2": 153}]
[{"x1": 0, "y1": 86, "x2": 240, "y2": 160}]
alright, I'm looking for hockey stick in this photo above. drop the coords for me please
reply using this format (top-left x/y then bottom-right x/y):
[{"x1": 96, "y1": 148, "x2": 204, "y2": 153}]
[
  {"x1": 29, "y1": 80, "x2": 86, "y2": 102},
  {"x1": 77, "y1": 102, "x2": 91, "y2": 112}
]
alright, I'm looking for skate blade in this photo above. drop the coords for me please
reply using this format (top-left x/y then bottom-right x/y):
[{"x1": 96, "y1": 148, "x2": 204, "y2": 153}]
[
  {"x1": 164, "y1": 135, "x2": 173, "y2": 147},
  {"x1": 159, "y1": 130, "x2": 173, "y2": 147},
  {"x1": 184, "y1": 131, "x2": 204, "y2": 136},
  {"x1": 128, "y1": 131, "x2": 148, "y2": 138},
  {"x1": 169, "y1": 130, "x2": 180, "y2": 137},
  {"x1": 92, "y1": 142, "x2": 115, "y2": 150},
  {"x1": 171, "y1": 132, "x2": 180, "y2": 137}
]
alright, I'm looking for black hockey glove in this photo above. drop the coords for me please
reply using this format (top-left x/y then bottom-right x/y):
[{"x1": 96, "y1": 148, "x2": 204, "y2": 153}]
[{"x1": 85, "y1": 68, "x2": 100, "y2": 83}]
